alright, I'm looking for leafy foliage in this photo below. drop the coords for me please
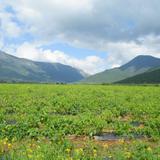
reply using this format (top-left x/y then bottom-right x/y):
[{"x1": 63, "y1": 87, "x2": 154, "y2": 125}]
[{"x1": 0, "y1": 84, "x2": 159, "y2": 159}]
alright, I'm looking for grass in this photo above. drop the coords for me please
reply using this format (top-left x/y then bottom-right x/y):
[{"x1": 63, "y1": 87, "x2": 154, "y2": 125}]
[{"x1": 0, "y1": 84, "x2": 160, "y2": 159}]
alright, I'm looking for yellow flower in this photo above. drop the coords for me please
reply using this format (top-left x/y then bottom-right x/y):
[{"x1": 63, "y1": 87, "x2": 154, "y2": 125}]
[
  {"x1": 65, "y1": 148, "x2": 71, "y2": 153},
  {"x1": 75, "y1": 148, "x2": 83, "y2": 155},
  {"x1": 27, "y1": 148, "x2": 33, "y2": 153},
  {"x1": 119, "y1": 139, "x2": 125, "y2": 144},
  {"x1": 108, "y1": 155, "x2": 112, "y2": 158},
  {"x1": 79, "y1": 148, "x2": 83, "y2": 152},
  {"x1": 103, "y1": 144, "x2": 109, "y2": 148},
  {"x1": 3, "y1": 141, "x2": 7, "y2": 145},
  {"x1": 147, "y1": 147, "x2": 152, "y2": 152},
  {"x1": 94, "y1": 153, "x2": 97, "y2": 157},
  {"x1": 93, "y1": 149, "x2": 97, "y2": 157},
  {"x1": 8, "y1": 143, "x2": 12, "y2": 149},
  {"x1": 28, "y1": 154, "x2": 33, "y2": 159},
  {"x1": 125, "y1": 152, "x2": 132, "y2": 158},
  {"x1": 75, "y1": 149, "x2": 79, "y2": 154}
]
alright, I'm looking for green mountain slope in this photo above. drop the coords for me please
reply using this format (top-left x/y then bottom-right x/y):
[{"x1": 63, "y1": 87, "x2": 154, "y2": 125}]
[
  {"x1": 0, "y1": 51, "x2": 85, "y2": 83},
  {"x1": 82, "y1": 55, "x2": 160, "y2": 83},
  {"x1": 116, "y1": 68, "x2": 160, "y2": 84}
]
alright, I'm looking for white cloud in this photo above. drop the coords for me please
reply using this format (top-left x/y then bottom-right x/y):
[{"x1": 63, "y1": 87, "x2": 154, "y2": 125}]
[
  {"x1": 0, "y1": 36, "x2": 4, "y2": 48},
  {"x1": 0, "y1": 10, "x2": 22, "y2": 38},
  {"x1": 11, "y1": 36, "x2": 160, "y2": 74},
  {"x1": 0, "y1": 2, "x2": 22, "y2": 52},
  {"x1": 1, "y1": 0, "x2": 160, "y2": 73},
  {"x1": 13, "y1": 42, "x2": 105, "y2": 74},
  {"x1": 5, "y1": 0, "x2": 160, "y2": 43},
  {"x1": 104, "y1": 35, "x2": 160, "y2": 68}
]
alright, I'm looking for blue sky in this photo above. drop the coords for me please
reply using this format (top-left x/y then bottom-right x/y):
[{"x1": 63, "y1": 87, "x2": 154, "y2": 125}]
[
  {"x1": 41, "y1": 43, "x2": 107, "y2": 59},
  {"x1": 4, "y1": 5, "x2": 107, "y2": 58},
  {"x1": 5, "y1": 4, "x2": 108, "y2": 59},
  {"x1": 1, "y1": 0, "x2": 160, "y2": 74}
]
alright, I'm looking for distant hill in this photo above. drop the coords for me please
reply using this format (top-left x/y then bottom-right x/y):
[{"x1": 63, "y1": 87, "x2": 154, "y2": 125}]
[
  {"x1": 82, "y1": 55, "x2": 160, "y2": 83},
  {"x1": 116, "y1": 67, "x2": 160, "y2": 84},
  {"x1": 0, "y1": 51, "x2": 85, "y2": 83}
]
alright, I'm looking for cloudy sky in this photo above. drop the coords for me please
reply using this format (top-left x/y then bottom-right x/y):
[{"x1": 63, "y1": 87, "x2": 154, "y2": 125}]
[{"x1": 1, "y1": 0, "x2": 160, "y2": 74}]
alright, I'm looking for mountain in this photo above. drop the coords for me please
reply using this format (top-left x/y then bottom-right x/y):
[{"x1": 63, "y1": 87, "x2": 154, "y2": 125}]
[
  {"x1": 116, "y1": 67, "x2": 160, "y2": 84},
  {"x1": 82, "y1": 55, "x2": 160, "y2": 83},
  {"x1": 0, "y1": 51, "x2": 85, "y2": 83}
]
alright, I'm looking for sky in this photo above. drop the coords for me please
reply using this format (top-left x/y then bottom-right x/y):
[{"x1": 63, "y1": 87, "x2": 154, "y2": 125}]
[{"x1": 1, "y1": 0, "x2": 160, "y2": 74}]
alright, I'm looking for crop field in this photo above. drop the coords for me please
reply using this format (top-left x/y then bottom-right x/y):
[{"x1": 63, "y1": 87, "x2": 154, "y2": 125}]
[{"x1": 0, "y1": 84, "x2": 160, "y2": 160}]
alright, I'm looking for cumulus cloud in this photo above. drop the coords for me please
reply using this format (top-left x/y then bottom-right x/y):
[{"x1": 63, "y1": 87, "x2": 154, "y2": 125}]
[
  {"x1": 1, "y1": 0, "x2": 160, "y2": 73},
  {"x1": 13, "y1": 42, "x2": 105, "y2": 74},
  {"x1": 5, "y1": 0, "x2": 160, "y2": 43},
  {"x1": 104, "y1": 35, "x2": 160, "y2": 68},
  {"x1": 0, "y1": 7, "x2": 22, "y2": 38}
]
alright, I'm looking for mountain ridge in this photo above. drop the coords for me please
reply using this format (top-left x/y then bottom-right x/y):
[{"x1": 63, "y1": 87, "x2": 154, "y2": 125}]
[
  {"x1": 116, "y1": 67, "x2": 160, "y2": 84},
  {"x1": 82, "y1": 55, "x2": 160, "y2": 83},
  {"x1": 0, "y1": 50, "x2": 86, "y2": 83}
]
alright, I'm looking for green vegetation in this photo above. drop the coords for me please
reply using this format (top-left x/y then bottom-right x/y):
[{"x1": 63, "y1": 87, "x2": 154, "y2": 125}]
[
  {"x1": 116, "y1": 68, "x2": 160, "y2": 84},
  {"x1": 82, "y1": 55, "x2": 160, "y2": 84},
  {"x1": 0, "y1": 84, "x2": 160, "y2": 159},
  {"x1": 0, "y1": 51, "x2": 85, "y2": 83},
  {"x1": 81, "y1": 67, "x2": 141, "y2": 83}
]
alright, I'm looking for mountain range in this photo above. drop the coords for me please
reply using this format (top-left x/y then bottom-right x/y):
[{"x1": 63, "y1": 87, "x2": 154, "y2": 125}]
[
  {"x1": 0, "y1": 51, "x2": 86, "y2": 83},
  {"x1": 82, "y1": 55, "x2": 160, "y2": 84},
  {"x1": 0, "y1": 50, "x2": 160, "y2": 84},
  {"x1": 116, "y1": 67, "x2": 160, "y2": 84}
]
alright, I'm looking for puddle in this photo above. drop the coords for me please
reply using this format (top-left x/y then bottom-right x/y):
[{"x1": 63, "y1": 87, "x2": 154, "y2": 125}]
[
  {"x1": 130, "y1": 121, "x2": 143, "y2": 127},
  {"x1": 103, "y1": 157, "x2": 111, "y2": 160},
  {"x1": 67, "y1": 133, "x2": 146, "y2": 150},
  {"x1": 94, "y1": 132, "x2": 144, "y2": 141},
  {"x1": 129, "y1": 133, "x2": 144, "y2": 139},
  {"x1": 94, "y1": 133, "x2": 121, "y2": 141},
  {"x1": 6, "y1": 119, "x2": 17, "y2": 125}
]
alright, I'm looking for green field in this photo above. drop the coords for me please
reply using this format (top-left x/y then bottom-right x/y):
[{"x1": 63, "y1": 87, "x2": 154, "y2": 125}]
[{"x1": 0, "y1": 84, "x2": 160, "y2": 160}]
